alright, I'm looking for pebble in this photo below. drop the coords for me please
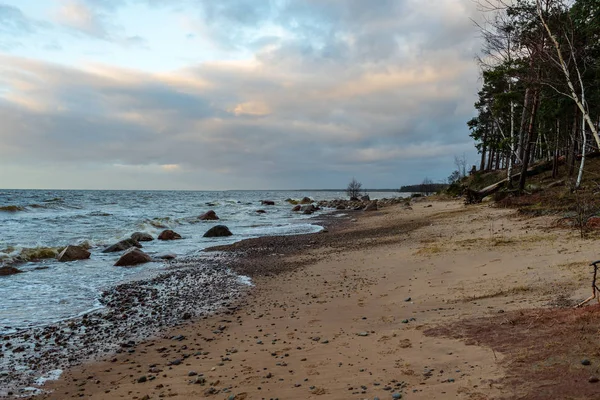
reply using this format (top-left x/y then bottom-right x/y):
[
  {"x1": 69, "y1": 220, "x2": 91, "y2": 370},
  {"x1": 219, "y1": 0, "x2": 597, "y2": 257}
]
[
  {"x1": 582, "y1": 359, "x2": 591, "y2": 366},
  {"x1": 590, "y1": 376, "x2": 599, "y2": 383},
  {"x1": 392, "y1": 393, "x2": 402, "y2": 399},
  {"x1": 404, "y1": 297, "x2": 411, "y2": 302},
  {"x1": 357, "y1": 332, "x2": 369, "y2": 337},
  {"x1": 137, "y1": 375, "x2": 147, "y2": 383}
]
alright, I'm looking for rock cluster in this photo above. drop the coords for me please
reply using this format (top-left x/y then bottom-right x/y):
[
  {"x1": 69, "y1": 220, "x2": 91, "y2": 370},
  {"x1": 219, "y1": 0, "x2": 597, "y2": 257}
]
[{"x1": 315, "y1": 197, "x2": 409, "y2": 211}]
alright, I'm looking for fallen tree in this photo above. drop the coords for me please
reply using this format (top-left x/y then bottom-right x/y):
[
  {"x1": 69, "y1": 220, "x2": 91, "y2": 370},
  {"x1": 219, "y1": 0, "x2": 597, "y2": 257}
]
[{"x1": 464, "y1": 158, "x2": 564, "y2": 204}]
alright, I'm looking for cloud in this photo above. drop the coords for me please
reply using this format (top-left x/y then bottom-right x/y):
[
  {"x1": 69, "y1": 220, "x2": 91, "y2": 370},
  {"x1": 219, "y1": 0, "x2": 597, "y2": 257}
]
[
  {"x1": 53, "y1": 0, "x2": 147, "y2": 47},
  {"x1": 0, "y1": 3, "x2": 51, "y2": 49},
  {"x1": 0, "y1": 0, "x2": 483, "y2": 189}
]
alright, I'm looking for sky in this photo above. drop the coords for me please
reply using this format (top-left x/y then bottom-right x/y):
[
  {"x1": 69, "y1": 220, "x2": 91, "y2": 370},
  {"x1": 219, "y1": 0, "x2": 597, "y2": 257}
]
[{"x1": 0, "y1": 0, "x2": 484, "y2": 190}]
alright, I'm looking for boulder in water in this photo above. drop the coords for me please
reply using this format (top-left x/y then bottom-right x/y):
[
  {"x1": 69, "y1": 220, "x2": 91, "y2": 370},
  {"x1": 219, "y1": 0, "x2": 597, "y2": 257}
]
[
  {"x1": 199, "y1": 210, "x2": 219, "y2": 221},
  {"x1": 0, "y1": 266, "x2": 24, "y2": 276},
  {"x1": 131, "y1": 232, "x2": 154, "y2": 242},
  {"x1": 114, "y1": 248, "x2": 152, "y2": 267},
  {"x1": 261, "y1": 200, "x2": 275, "y2": 206},
  {"x1": 102, "y1": 238, "x2": 142, "y2": 253},
  {"x1": 158, "y1": 230, "x2": 182, "y2": 240},
  {"x1": 300, "y1": 197, "x2": 313, "y2": 204},
  {"x1": 56, "y1": 245, "x2": 91, "y2": 262},
  {"x1": 301, "y1": 204, "x2": 319, "y2": 213},
  {"x1": 291, "y1": 205, "x2": 302, "y2": 212},
  {"x1": 203, "y1": 225, "x2": 233, "y2": 238},
  {"x1": 256, "y1": 210, "x2": 267, "y2": 214},
  {"x1": 156, "y1": 253, "x2": 177, "y2": 260}
]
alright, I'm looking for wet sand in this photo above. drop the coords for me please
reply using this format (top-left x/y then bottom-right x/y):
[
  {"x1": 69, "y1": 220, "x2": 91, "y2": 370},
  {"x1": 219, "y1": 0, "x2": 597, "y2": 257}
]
[{"x1": 27, "y1": 199, "x2": 598, "y2": 399}]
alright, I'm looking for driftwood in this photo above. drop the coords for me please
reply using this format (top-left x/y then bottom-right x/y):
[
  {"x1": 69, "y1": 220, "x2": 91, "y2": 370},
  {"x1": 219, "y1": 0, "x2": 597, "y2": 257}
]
[{"x1": 464, "y1": 158, "x2": 562, "y2": 204}]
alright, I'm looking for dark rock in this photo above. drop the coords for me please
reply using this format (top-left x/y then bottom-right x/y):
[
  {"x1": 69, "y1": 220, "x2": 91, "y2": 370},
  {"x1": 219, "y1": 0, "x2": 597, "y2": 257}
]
[
  {"x1": 582, "y1": 359, "x2": 592, "y2": 366},
  {"x1": 56, "y1": 245, "x2": 91, "y2": 262},
  {"x1": 261, "y1": 200, "x2": 275, "y2": 206},
  {"x1": 301, "y1": 204, "x2": 319, "y2": 213},
  {"x1": 336, "y1": 205, "x2": 346, "y2": 210},
  {"x1": 199, "y1": 210, "x2": 219, "y2": 221},
  {"x1": 102, "y1": 238, "x2": 142, "y2": 253},
  {"x1": 361, "y1": 195, "x2": 370, "y2": 201},
  {"x1": 158, "y1": 230, "x2": 182, "y2": 240},
  {"x1": 256, "y1": 210, "x2": 267, "y2": 214},
  {"x1": 300, "y1": 197, "x2": 312, "y2": 204},
  {"x1": 156, "y1": 253, "x2": 177, "y2": 260},
  {"x1": 364, "y1": 200, "x2": 378, "y2": 211},
  {"x1": 114, "y1": 248, "x2": 152, "y2": 267},
  {"x1": 291, "y1": 205, "x2": 302, "y2": 212},
  {"x1": 0, "y1": 266, "x2": 24, "y2": 276},
  {"x1": 590, "y1": 376, "x2": 599, "y2": 383},
  {"x1": 137, "y1": 375, "x2": 147, "y2": 383},
  {"x1": 131, "y1": 232, "x2": 154, "y2": 242},
  {"x1": 203, "y1": 225, "x2": 233, "y2": 238},
  {"x1": 350, "y1": 196, "x2": 359, "y2": 201}
]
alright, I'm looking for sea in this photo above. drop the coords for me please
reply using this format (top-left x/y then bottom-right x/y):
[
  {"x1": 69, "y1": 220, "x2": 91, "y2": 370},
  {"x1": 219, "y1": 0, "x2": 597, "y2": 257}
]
[{"x1": 0, "y1": 189, "x2": 400, "y2": 336}]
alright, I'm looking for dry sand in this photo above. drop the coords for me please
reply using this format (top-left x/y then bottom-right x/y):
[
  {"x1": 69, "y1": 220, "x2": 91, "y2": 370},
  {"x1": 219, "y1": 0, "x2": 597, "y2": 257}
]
[{"x1": 32, "y1": 199, "x2": 600, "y2": 399}]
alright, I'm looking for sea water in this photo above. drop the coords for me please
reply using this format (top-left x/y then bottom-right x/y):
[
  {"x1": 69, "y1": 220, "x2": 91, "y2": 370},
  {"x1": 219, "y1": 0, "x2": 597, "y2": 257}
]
[{"x1": 0, "y1": 189, "x2": 397, "y2": 334}]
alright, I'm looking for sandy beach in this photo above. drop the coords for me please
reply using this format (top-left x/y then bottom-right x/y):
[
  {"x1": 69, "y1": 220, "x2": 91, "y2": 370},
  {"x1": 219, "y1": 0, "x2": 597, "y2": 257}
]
[{"x1": 29, "y1": 199, "x2": 600, "y2": 399}]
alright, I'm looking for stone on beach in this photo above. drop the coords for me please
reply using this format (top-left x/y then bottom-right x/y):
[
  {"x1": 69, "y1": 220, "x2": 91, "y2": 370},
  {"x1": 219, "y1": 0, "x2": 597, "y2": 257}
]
[
  {"x1": 158, "y1": 230, "x2": 182, "y2": 240},
  {"x1": 261, "y1": 200, "x2": 275, "y2": 206},
  {"x1": 291, "y1": 205, "x2": 302, "y2": 212},
  {"x1": 102, "y1": 238, "x2": 142, "y2": 253},
  {"x1": 114, "y1": 248, "x2": 152, "y2": 266},
  {"x1": 199, "y1": 210, "x2": 219, "y2": 221},
  {"x1": 0, "y1": 266, "x2": 24, "y2": 276},
  {"x1": 364, "y1": 200, "x2": 378, "y2": 211},
  {"x1": 203, "y1": 225, "x2": 233, "y2": 237},
  {"x1": 131, "y1": 232, "x2": 154, "y2": 242},
  {"x1": 56, "y1": 245, "x2": 91, "y2": 262}
]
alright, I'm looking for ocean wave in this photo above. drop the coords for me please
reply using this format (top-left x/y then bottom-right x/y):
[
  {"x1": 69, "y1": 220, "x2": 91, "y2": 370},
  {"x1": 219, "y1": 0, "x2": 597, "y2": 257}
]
[{"x1": 1, "y1": 242, "x2": 93, "y2": 265}]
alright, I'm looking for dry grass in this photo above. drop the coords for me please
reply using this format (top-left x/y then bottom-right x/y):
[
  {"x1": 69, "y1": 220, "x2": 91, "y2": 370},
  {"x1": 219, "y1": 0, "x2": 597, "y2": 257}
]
[{"x1": 425, "y1": 304, "x2": 600, "y2": 400}]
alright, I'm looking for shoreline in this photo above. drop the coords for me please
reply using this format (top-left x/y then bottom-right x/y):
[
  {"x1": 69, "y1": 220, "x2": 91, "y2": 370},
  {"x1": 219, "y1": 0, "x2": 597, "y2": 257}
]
[
  {"x1": 0, "y1": 209, "x2": 351, "y2": 397},
  {"x1": 10, "y1": 198, "x2": 597, "y2": 399}
]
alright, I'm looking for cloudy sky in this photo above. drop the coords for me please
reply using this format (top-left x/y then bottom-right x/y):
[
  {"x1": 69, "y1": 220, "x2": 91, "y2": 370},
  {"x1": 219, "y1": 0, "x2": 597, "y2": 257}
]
[{"x1": 0, "y1": 0, "x2": 482, "y2": 190}]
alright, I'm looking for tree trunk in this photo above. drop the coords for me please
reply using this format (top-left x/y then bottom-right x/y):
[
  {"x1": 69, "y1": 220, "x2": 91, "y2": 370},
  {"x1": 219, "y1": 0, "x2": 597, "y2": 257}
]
[
  {"x1": 518, "y1": 88, "x2": 531, "y2": 162},
  {"x1": 519, "y1": 89, "x2": 541, "y2": 193},
  {"x1": 552, "y1": 119, "x2": 560, "y2": 179}
]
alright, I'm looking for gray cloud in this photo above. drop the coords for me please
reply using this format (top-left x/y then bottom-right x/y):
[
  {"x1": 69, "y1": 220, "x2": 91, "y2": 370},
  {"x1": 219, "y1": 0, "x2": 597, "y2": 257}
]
[{"x1": 0, "y1": 0, "x2": 482, "y2": 189}]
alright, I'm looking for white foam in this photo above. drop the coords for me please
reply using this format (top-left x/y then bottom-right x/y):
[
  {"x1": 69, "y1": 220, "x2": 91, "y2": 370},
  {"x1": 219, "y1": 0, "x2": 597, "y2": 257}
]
[
  {"x1": 237, "y1": 275, "x2": 253, "y2": 286},
  {"x1": 34, "y1": 369, "x2": 63, "y2": 386}
]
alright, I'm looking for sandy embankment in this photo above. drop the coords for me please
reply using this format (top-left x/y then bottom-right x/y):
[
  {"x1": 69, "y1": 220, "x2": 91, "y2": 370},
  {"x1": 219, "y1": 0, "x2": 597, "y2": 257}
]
[{"x1": 36, "y1": 199, "x2": 597, "y2": 399}]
